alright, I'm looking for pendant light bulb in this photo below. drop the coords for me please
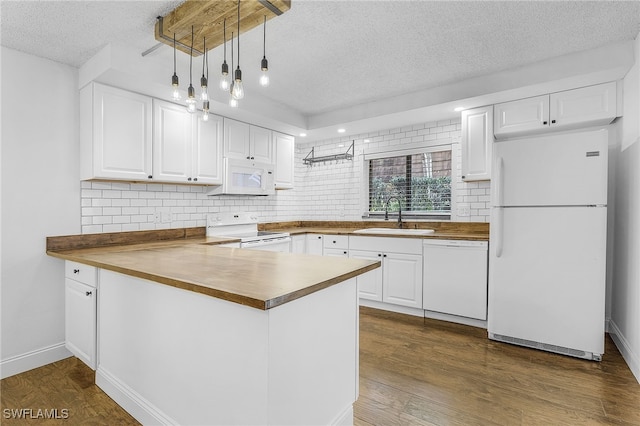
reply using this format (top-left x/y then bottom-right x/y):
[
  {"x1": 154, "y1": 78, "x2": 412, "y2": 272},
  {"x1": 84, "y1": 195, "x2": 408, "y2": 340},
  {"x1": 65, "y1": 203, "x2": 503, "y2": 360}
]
[
  {"x1": 186, "y1": 84, "x2": 197, "y2": 113},
  {"x1": 202, "y1": 100, "x2": 210, "y2": 121},
  {"x1": 260, "y1": 57, "x2": 269, "y2": 87},
  {"x1": 201, "y1": 37, "x2": 208, "y2": 101},
  {"x1": 171, "y1": 33, "x2": 180, "y2": 100},
  {"x1": 232, "y1": 68, "x2": 244, "y2": 100},
  {"x1": 220, "y1": 19, "x2": 230, "y2": 91},
  {"x1": 229, "y1": 96, "x2": 238, "y2": 108},
  {"x1": 186, "y1": 26, "x2": 196, "y2": 113},
  {"x1": 259, "y1": 16, "x2": 269, "y2": 87}
]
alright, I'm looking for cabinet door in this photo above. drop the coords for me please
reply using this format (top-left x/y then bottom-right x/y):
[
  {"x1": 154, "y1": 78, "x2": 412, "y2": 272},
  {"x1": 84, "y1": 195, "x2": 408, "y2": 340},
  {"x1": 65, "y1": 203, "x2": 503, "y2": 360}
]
[
  {"x1": 250, "y1": 125, "x2": 274, "y2": 163},
  {"x1": 274, "y1": 132, "x2": 295, "y2": 189},
  {"x1": 192, "y1": 114, "x2": 223, "y2": 185},
  {"x1": 493, "y1": 95, "x2": 549, "y2": 139},
  {"x1": 461, "y1": 106, "x2": 493, "y2": 181},
  {"x1": 224, "y1": 118, "x2": 251, "y2": 160},
  {"x1": 89, "y1": 84, "x2": 152, "y2": 180},
  {"x1": 382, "y1": 253, "x2": 423, "y2": 309},
  {"x1": 65, "y1": 278, "x2": 97, "y2": 369},
  {"x1": 306, "y1": 234, "x2": 323, "y2": 255},
  {"x1": 550, "y1": 82, "x2": 617, "y2": 129},
  {"x1": 153, "y1": 99, "x2": 192, "y2": 183},
  {"x1": 290, "y1": 235, "x2": 306, "y2": 254},
  {"x1": 350, "y1": 250, "x2": 383, "y2": 301}
]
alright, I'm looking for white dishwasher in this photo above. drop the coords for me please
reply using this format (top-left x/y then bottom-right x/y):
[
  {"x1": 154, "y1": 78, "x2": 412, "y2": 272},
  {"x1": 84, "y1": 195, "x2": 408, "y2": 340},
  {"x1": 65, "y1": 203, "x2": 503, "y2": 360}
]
[{"x1": 423, "y1": 239, "x2": 488, "y2": 320}]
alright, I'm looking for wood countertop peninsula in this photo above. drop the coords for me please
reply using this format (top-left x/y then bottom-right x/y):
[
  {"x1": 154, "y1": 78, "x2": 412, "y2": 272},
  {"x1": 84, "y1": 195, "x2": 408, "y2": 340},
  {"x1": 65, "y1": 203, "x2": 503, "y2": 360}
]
[{"x1": 46, "y1": 221, "x2": 487, "y2": 310}]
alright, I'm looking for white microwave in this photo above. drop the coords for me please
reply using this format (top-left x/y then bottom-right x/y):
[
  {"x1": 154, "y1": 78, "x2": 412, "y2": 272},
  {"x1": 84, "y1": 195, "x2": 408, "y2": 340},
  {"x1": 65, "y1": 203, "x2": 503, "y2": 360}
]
[{"x1": 207, "y1": 158, "x2": 276, "y2": 196}]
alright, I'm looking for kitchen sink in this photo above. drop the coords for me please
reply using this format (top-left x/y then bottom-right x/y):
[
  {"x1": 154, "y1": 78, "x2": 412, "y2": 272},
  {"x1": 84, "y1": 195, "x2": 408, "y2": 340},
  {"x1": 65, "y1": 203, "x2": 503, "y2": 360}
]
[{"x1": 352, "y1": 228, "x2": 435, "y2": 236}]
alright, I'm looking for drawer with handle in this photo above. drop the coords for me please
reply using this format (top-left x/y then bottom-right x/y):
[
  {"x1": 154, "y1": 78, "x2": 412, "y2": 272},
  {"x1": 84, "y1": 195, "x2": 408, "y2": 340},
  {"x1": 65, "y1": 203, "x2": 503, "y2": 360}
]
[{"x1": 65, "y1": 261, "x2": 97, "y2": 288}]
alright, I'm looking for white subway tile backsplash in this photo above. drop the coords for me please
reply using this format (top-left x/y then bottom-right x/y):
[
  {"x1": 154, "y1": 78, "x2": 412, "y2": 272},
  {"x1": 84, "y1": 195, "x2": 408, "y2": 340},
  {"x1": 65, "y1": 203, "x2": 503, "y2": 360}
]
[{"x1": 79, "y1": 117, "x2": 489, "y2": 233}]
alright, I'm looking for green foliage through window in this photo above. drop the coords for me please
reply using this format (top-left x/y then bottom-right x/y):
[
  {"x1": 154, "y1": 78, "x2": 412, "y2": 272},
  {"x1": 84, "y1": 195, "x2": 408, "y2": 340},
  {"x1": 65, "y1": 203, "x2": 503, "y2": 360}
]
[{"x1": 368, "y1": 151, "x2": 451, "y2": 214}]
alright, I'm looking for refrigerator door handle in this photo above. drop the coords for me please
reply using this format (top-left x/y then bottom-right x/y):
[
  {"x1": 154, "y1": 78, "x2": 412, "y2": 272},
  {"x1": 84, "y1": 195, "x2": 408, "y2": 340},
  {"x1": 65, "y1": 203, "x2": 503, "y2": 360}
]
[
  {"x1": 495, "y1": 156, "x2": 504, "y2": 207},
  {"x1": 495, "y1": 207, "x2": 504, "y2": 258}
]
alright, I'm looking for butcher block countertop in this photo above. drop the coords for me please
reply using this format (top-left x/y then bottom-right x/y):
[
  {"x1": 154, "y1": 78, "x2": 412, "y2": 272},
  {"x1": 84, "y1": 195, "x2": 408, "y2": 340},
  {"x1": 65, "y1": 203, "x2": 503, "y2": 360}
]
[{"x1": 46, "y1": 221, "x2": 487, "y2": 310}]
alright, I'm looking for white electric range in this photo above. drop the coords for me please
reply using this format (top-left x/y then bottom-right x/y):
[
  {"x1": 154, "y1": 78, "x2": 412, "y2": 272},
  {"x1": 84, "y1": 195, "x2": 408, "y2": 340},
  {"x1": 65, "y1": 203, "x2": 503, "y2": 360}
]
[{"x1": 206, "y1": 212, "x2": 291, "y2": 252}]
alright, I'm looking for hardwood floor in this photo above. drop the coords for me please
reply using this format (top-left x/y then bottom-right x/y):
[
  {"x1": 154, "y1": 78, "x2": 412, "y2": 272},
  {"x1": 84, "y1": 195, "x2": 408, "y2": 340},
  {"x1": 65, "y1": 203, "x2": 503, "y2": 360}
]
[{"x1": 1, "y1": 307, "x2": 638, "y2": 425}]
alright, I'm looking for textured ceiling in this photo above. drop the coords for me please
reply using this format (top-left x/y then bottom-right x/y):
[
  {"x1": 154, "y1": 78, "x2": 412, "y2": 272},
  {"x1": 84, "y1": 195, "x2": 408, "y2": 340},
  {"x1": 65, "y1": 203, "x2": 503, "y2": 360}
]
[{"x1": 2, "y1": 0, "x2": 639, "y2": 120}]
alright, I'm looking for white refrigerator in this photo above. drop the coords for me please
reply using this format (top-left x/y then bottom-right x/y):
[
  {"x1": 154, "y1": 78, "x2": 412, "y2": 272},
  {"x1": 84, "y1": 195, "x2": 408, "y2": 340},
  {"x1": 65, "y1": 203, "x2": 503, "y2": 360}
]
[{"x1": 488, "y1": 129, "x2": 608, "y2": 361}]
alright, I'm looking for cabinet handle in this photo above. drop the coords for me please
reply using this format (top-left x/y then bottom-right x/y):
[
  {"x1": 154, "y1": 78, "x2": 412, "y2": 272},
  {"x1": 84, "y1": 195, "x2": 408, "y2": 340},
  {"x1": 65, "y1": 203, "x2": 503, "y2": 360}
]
[
  {"x1": 246, "y1": 156, "x2": 251, "y2": 160},
  {"x1": 188, "y1": 177, "x2": 192, "y2": 181},
  {"x1": 543, "y1": 121, "x2": 548, "y2": 125},
  {"x1": 73, "y1": 269, "x2": 80, "y2": 274},
  {"x1": 551, "y1": 119, "x2": 556, "y2": 124},
  {"x1": 85, "y1": 291, "x2": 92, "y2": 296},
  {"x1": 317, "y1": 236, "x2": 321, "y2": 239},
  {"x1": 343, "y1": 251, "x2": 347, "y2": 254},
  {"x1": 378, "y1": 253, "x2": 382, "y2": 257},
  {"x1": 250, "y1": 156, "x2": 255, "y2": 160},
  {"x1": 193, "y1": 178, "x2": 197, "y2": 182},
  {"x1": 148, "y1": 175, "x2": 153, "y2": 179},
  {"x1": 383, "y1": 254, "x2": 387, "y2": 257},
  {"x1": 333, "y1": 240, "x2": 337, "y2": 244}
]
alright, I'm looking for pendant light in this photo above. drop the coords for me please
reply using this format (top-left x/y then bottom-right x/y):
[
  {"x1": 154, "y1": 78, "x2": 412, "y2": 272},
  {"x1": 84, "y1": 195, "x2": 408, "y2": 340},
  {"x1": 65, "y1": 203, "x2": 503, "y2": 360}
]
[
  {"x1": 171, "y1": 33, "x2": 180, "y2": 100},
  {"x1": 185, "y1": 26, "x2": 197, "y2": 113},
  {"x1": 200, "y1": 37, "x2": 208, "y2": 101},
  {"x1": 219, "y1": 19, "x2": 230, "y2": 91},
  {"x1": 231, "y1": 0, "x2": 244, "y2": 100},
  {"x1": 229, "y1": 31, "x2": 238, "y2": 108},
  {"x1": 259, "y1": 15, "x2": 269, "y2": 87},
  {"x1": 202, "y1": 42, "x2": 210, "y2": 121}
]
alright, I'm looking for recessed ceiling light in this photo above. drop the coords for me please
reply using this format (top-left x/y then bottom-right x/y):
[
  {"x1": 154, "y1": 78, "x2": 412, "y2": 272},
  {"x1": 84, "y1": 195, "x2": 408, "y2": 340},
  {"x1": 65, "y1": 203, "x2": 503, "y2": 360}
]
[
  {"x1": 337, "y1": 128, "x2": 346, "y2": 133},
  {"x1": 299, "y1": 133, "x2": 307, "y2": 137},
  {"x1": 454, "y1": 107, "x2": 465, "y2": 112}
]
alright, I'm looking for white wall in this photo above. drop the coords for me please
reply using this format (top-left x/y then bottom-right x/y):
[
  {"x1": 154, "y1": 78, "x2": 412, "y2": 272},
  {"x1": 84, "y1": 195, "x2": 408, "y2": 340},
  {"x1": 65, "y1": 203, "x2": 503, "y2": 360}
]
[
  {"x1": 610, "y1": 33, "x2": 640, "y2": 383},
  {"x1": 0, "y1": 47, "x2": 80, "y2": 378}
]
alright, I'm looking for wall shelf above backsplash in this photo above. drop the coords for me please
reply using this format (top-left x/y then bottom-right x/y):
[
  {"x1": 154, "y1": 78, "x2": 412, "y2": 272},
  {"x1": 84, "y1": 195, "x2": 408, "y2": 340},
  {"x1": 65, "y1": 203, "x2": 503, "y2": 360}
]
[{"x1": 303, "y1": 141, "x2": 354, "y2": 165}]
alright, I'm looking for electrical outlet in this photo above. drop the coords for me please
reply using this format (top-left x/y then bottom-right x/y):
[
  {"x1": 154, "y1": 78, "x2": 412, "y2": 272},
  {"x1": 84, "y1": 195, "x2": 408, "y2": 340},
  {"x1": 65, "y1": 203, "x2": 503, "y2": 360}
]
[
  {"x1": 154, "y1": 212, "x2": 161, "y2": 223},
  {"x1": 457, "y1": 204, "x2": 470, "y2": 217}
]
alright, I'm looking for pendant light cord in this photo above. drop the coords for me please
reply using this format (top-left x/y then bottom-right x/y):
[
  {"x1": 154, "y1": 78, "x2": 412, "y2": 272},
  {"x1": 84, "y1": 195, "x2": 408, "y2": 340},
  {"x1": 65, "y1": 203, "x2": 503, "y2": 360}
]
[
  {"x1": 223, "y1": 19, "x2": 227, "y2": 62},
  {"x1": 263, "y1": 16, "x2": 266, "y2": 57},
  {"x1": 173, "y1": 33, "x2": 177, "y2": 73},
  {"x1": 237, "y1": 0, "x2": 240, "y2": 68},
  {"x1": 189, "y1": 26, "x2": 194, "y2": 85}
]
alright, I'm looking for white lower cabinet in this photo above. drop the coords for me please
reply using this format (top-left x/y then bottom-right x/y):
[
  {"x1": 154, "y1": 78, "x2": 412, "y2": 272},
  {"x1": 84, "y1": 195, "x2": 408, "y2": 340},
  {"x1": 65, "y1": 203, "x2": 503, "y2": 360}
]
[
  {"x1": 323, "y1": 235, "x2": 348, "y2": 257},
  {"x1": 306, "y1": 234, "x2": 324, "y2": 255},
  {"x1": 64, "y1": 261, "x2": 97, "y2": 369},
  {"x1": 349, "y1": 236, "x2": 423, "y2": 309},
  {"x1": 290, "y1": 235, "x2": 306, "y2": 254}
]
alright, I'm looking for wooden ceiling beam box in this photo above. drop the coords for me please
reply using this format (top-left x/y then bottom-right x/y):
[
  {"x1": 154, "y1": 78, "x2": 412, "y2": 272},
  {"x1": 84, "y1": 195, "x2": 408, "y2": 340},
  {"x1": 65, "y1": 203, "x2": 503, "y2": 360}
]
[{"x1": 155, "y1": 0, "x2": 291, "y2": 56}]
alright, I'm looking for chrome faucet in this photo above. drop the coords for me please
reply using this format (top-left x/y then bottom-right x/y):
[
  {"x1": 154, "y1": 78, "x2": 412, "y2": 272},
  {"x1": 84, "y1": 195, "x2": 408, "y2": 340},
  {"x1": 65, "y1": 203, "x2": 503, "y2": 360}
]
[{"x1": 384, "y1": 196, "x2": 403, "y2": 228}]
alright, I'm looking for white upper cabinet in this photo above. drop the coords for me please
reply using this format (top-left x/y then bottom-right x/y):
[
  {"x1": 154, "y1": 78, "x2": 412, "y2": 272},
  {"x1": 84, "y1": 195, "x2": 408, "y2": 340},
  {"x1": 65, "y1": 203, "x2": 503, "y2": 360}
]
[
  {"x1": 81, "y1": 83, "x2": 152, "y2": 181},
  {"x1": 550, "y1": 82, "x2": 617, "y2": 129},
  {"x1": 461, "y1": 106, "x2": 493, "y2": 182},
  {"x1": 224, "y1": 118, "x2": 274, "y2": 163},
  {"x1": 273, "y1": 131, "x2": 295, "y2": 189},
  {"x1": 250, "y1": 125, "x2": 274, "y2": 164},
  {"x1": 192, "y1": 114, "x2": 224, "y2": 185},
  {"x1": 494, "y1": 82, "x2": 617, "y2": 139},
  {"x1": 494, "y1": 95, "x2": 549, "y2": 138},
  {"x1": 153, "y1": 99, "x2": 193, "y2": 183},
  {"x1": 153, "y1": 100, "x2": 223, "y2": 185}
]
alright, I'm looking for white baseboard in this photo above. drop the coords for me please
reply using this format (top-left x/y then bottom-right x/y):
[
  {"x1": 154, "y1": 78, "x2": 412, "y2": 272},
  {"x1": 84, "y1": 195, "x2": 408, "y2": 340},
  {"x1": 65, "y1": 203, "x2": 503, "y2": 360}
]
[
  {"x1": 609, "y1": 320, "x2": 640, "y2": 384},
  {"x1": 95, "y1": 366, "x2": 177, "y2": 426},
  {"x1": 331, "y1": 404, "x2": 353, "y2": 426},
  {"x1": 0, "y1": 343, "x2": 72, "y2": 379}
]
